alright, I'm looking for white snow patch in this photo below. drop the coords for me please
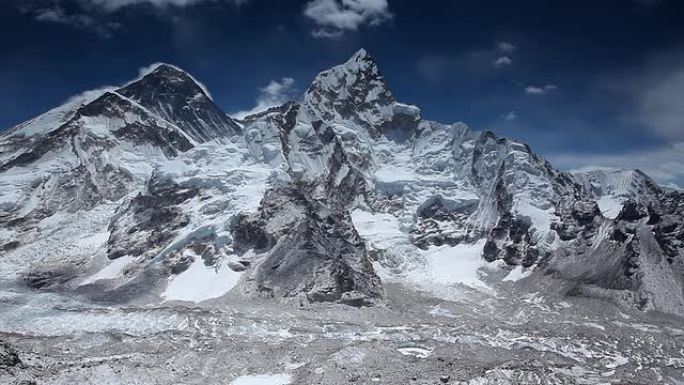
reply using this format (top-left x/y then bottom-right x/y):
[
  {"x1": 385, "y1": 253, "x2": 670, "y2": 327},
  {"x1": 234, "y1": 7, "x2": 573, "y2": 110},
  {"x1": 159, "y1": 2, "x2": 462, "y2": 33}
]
[
  {"x1": 352, "y1": 209, "x2": 491, "y2": 298},
  {"x1": 331, "y1": 346, "x2": 366, "y2": 365},
  {"x1": 582, "y1": 322, "x2": 606, "y2": 331},
  {"x1": 397, "y1": 346, "x2": 432, "y2": 358},
  {"x1": 375, "y1": 166, "x2": 416, "y2": 183},
  {"x1": 229, "y1": 374, "x2": 292, "y2": 385},
  {"x1": 503, "y1": 265, "x2": 533, "y2": 282},
  {"x1": 350, "y1": 209, "x2": 406, "y2": 249},
  {"x1": 81, "y1": 256, "x2": 134, "y2": 285},
  {"x1": 605, "y1": 355, "x2": 628, "y2": 369},
  {"x1": 428, "y1": 305, "x2": 457, "y2": 318},
  {"x1": 420, "y1": 240, "x2": 489, "y2": 289},
  {"x1": 596, "y1": 195, "x2": 624, "y2": 219},
  {"x1": 162, "y1": 257, "x2": 243, "y2": 303},
  {"x1": 76, "y1": 232, "x2": 110, "y2": 248},
  {"x1": 514, "y1": 201, "x2": 552, "y2": 236}
]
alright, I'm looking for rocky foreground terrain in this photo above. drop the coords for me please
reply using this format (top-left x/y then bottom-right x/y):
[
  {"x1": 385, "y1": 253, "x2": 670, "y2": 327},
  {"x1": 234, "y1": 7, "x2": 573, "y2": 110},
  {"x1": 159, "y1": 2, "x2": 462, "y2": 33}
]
[
  {"x1": 1, "y1": 280, "x2": 683, "y2": 384},
  {"x1": 0, "y1": 50, "x2": 682, "y2": 384}
]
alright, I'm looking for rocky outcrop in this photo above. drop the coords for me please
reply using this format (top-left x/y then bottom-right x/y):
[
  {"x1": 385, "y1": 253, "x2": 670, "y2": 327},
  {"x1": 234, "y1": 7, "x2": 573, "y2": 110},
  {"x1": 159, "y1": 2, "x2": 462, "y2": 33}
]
[
  {"x1": 229, "y1": 75, "x2": 385, "y2": 304},
  {"x1": 233, "y1": 184, "x2": 382, "y2": 306},
  {"x1": 543, "y1": 187, "x2": 684, "y2": 314},
  {"x1": 107, "y1": 174, "x2": 199, "y2": 260}
]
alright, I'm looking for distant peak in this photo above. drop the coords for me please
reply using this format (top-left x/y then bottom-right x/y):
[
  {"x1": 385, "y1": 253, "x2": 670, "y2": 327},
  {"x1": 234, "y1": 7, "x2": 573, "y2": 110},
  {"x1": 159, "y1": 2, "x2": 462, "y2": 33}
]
[
  {"x1": 120, "y1": 62, "x2": 213, "y2": 100},
  {"x1": 146, "y1": 63, "x2": 189, "y2": 77},
  {"x1": 140, "y1": 63, "x2": 198, "y2": 86},
  {"x1": 304, "y1": 48, "x2": 391, "y2": 103}
]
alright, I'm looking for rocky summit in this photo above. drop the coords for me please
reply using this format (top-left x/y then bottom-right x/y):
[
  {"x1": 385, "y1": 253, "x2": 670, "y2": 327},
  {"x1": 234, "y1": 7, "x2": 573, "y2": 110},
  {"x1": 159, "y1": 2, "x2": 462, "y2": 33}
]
[{"x1": 0, "y1": 51, "x2": 683, "y2": 385}]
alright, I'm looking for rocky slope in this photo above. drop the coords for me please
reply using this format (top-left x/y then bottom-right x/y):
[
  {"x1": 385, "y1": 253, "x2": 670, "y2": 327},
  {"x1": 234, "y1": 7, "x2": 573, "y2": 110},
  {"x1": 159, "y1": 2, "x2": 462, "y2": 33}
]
[{"x1": 0, "y1": 50, "x2": 682, "y2": 315}]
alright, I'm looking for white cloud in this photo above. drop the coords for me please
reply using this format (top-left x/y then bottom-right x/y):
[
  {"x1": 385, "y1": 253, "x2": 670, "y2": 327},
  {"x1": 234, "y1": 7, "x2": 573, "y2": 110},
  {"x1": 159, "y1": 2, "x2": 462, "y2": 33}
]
[
  {"x1": 548, "y1": 141, "x2": 684, "y2": 188},
  {"x1": 25, "y1": 0, "x2": 246, "y2": 35},
  {"x1": 525, "y1": 84, "x2": 557, "y2": 95},
  {"x1": 83, "y1": 0, "x2": 247, "y2": 11},
  {"x1": 35, "y1": 7, "x2": 90, "y2": 24},
  {"x1": 503, "y1": 111, "x2": 518, "y2": 121},
  {"x1": 496, "y1": 41, "x2": 517, "y2": 54},
  {"x1": 311, "y1": 28, "x2": 345, "y2": 39},
  {"x1": 493, "y1": 56, "x2": 512, "y2": 67},
  {"x1": 32, "y1": 6, "x2": 120, "y2": 37},
  {"x1": 304, "y1": 0, "x2": 392, "y2": 39},
  {"x1": 231, "y1": 78, "x2": 296, "y2": 120}
]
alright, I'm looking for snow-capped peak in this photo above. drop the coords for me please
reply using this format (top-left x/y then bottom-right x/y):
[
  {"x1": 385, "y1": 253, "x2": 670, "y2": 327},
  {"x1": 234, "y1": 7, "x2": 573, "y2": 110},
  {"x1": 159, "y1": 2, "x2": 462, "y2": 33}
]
[
  {"x1": 342, "y1": 48, "x2": 377, "y2": 72},
  {"x1": 119, "y1": 63, "x2": 210, "y2": 101},
  {"x1": 141, "y1": 63, "x2": 213, "y2": 98},
  {"x1": 348, "y1": 48, "x2": 370, "y2": 62},
  {"x1": 305, "y1": 49, "x2": 390, "y2": 100},
  {"x1": 297, "y1": 49, "x2": 418, "y2": 139}
]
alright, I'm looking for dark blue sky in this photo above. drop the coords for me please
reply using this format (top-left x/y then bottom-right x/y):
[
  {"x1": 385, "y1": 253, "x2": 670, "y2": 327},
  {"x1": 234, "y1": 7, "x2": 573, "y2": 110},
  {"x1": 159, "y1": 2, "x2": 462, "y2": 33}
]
[{"x1": 2, "y1": 0, "x2": 683, "y2": 186}]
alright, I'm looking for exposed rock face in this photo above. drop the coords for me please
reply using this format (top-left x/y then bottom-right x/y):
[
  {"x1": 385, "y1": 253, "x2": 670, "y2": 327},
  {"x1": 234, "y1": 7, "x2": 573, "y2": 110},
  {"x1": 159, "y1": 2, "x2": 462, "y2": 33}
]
[
  {"x1": 651, "y1": 190, "x2": 684, "y2": 265},
  {"x1": 107, "y1": 174, "x2": 199, "y2": 260},
  {"x1": 81, "y1": 91, "x2": 195, "y2": 157},
  {"x1": 1, "y1": 51, "x2": 682, "y2": 314},
  {"x1": 543, "y1": 176, "x2": 684, "y2": 314},
  {"x1": 234, "y1": 185, "x2": 381, "y2": 305},
  {"x1": 118, "y1": 64, "x2": 241, "y2": 142}
]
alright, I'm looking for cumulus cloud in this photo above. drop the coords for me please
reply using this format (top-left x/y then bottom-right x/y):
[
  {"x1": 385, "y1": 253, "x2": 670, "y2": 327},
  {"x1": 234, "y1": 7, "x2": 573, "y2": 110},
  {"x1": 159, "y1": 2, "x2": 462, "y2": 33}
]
[
  {"x1": 548, "y1": 141, "x2": 684, "y2": 188},
  {"x1": 493, "y1": 56, "x2": 512, "y2": 68},
  {"x1": 525, "y1": 84, "x2": 558, "y2": 95},
  {"x1": 304, "y1": 0, "x2": 392, "y2": 39},
  {"x1": 503, "y1": 111, "x2": 518, "y2": 121},
  {"x1": 231, "y1": 78, "x2": 296, "y2": 120},
  {"x1": 493, "y1": 41, "x2": 517, "y2": 67},
  {"x1": 496, "y1": 41, "x2": 517, "y2": 54}
]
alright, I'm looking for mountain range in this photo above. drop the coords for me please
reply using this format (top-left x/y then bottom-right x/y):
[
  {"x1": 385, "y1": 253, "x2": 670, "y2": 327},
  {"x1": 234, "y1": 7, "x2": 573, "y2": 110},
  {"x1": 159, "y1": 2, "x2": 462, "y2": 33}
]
[{"x1": 1, "y1": 49, "x2": 682, "y2": 317}]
